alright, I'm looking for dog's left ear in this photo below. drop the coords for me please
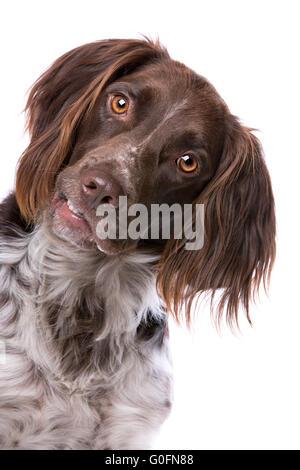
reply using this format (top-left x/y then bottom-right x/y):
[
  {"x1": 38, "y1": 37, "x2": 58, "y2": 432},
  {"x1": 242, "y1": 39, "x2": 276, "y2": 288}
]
[{"x1": 157, "y1": 116, "x2": 276, "y2": 327}]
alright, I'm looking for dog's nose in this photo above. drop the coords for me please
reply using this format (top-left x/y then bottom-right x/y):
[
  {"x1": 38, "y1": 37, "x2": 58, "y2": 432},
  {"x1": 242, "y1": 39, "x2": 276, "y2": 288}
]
[{"x1": 81, "y1": 169, "x2": 123, "y2": 207}]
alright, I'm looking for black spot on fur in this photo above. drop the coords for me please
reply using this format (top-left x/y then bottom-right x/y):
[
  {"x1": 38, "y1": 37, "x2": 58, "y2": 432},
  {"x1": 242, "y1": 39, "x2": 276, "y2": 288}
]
[{"x1": 136, "y1": 309, "x2": 167, "y2": 346}]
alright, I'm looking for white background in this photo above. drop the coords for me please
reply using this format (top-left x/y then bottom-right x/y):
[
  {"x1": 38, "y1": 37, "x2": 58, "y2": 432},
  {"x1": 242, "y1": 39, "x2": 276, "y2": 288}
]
[{"x1": 1, "y1": 0, "x2": 299, "y2": 450}]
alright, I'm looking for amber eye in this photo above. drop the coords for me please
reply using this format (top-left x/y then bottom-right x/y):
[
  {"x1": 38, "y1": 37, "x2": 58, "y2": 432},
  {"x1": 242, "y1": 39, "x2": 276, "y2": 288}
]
[
  {"x1": 176, "y1": 155, "x2": 198, "y2": 173},
  {"x1": 111, "y1": 95, "x2": 129, "y2": 115}
]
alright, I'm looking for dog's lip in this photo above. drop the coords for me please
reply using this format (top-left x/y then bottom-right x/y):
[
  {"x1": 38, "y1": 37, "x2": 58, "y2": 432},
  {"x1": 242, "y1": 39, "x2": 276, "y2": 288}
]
[
  {"x1": 50, "y1": 191, "x2": 93, "y2": 234},
  {"x1": 51, "y1": 191, "x2": 83, "y2": 217},
  {"x1": 50, "y1": 191, "x2": 138, "y2": 254}
]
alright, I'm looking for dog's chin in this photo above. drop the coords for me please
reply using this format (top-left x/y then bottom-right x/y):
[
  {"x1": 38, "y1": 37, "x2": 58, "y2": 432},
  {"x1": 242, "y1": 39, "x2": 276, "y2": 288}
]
[{"x1": 49, "y1": 192, "x2": 137, "y2": 256}]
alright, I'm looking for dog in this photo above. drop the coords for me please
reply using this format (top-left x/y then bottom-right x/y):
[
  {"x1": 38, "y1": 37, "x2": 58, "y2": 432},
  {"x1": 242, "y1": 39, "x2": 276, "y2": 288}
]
[{"x1": 0, "y1": 38, "x2": 275, "y2": 449}]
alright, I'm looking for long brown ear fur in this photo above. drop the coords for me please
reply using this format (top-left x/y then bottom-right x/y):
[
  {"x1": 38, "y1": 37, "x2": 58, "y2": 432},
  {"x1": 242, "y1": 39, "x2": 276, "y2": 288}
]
[
  {"x1": 16, "y1": 38, "x2": 169, "y2": 222},
  {"x1": 157, "y1": 116, "x2": 276, "y2": 327}
]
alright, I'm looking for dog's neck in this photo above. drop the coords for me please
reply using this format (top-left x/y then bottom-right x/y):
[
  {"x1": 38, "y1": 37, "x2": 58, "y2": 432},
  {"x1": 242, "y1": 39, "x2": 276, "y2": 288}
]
[{"x1": 1, "y1": 222, "x2": 165, "y2": 386}]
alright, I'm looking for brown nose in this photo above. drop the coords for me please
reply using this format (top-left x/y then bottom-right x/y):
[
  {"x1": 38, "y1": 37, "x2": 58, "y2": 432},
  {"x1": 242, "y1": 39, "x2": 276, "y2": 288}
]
[{"x1": 81, "y1": 169, "x2": 123, "y2": 207}]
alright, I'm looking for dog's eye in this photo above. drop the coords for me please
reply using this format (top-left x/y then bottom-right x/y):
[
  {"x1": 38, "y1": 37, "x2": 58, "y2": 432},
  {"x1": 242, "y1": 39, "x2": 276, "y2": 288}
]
[
  {"x1": 176, "y1": 155, "x2": 198, "y2": 173},
  {"x1": 111, "y1": 95, "x2": 129, "y2": 115}
]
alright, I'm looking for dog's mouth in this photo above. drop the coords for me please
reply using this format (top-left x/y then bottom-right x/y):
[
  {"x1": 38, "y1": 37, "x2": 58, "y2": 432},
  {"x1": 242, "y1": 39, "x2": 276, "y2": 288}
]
[
  {"x1": 50, "y1": 191, "x2": 93, "y2": 240},
  {"x1": 50, "y1": 191, "x2": 135, "y2": 254}
]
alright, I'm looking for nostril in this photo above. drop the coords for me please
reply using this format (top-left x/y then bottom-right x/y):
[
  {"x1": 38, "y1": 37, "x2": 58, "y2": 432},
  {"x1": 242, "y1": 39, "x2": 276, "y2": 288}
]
[
  {"x1": 101, "y1": 195, "x2": 112, "y2": 204},
  {"x1": 84, "y1": 180, "x2": 98, "y2": 191},
  {"x1": 81, "y1": 169, "x2": 123, "y2": 208}
]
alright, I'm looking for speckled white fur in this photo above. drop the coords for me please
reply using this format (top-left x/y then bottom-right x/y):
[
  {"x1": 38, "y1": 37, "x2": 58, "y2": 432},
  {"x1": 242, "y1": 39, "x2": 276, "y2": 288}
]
[{"x1": 0, "y1": 224, "x2": 172, "y2": 449}]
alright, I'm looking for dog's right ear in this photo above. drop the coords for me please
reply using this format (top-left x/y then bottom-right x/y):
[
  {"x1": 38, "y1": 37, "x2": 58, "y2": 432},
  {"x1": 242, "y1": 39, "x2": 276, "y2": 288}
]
[
  {"x1": 16, "y1": 38, "x2": 168, "y2": 223},
  {"x1": 157, "y1": 116, "x2": 276, "y2": 328}
]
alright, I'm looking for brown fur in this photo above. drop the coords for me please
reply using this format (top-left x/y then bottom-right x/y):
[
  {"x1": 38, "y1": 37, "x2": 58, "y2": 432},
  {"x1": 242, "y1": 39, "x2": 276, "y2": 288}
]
[{"x1": 15, "y1": 37, "x2": 275, "y2": 327}]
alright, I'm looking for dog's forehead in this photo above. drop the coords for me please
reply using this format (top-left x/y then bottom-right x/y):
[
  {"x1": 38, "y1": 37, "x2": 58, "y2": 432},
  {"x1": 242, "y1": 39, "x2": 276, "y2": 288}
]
[
  {"x1": 113, "y1": 59, "x2": 225, "y2": 120},
  {"x1": 114, "y1": 61, "x2": 196, "y2": 98}
]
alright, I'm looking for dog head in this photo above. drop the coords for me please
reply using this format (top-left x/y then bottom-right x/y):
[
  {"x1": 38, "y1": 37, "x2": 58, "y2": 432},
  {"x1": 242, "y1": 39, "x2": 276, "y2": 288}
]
[{"x1": 16, "y1": 38, "x2": 276, "y2": 325}]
